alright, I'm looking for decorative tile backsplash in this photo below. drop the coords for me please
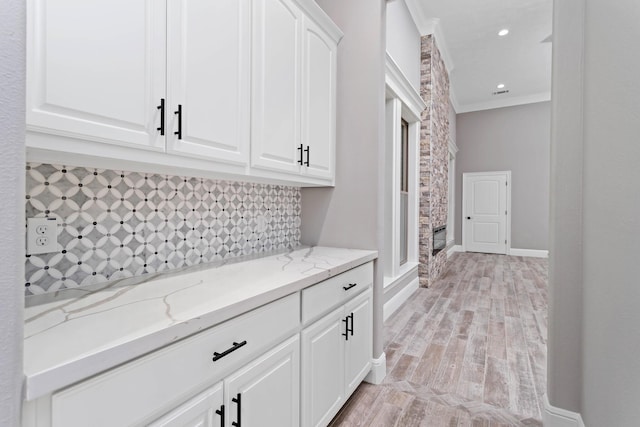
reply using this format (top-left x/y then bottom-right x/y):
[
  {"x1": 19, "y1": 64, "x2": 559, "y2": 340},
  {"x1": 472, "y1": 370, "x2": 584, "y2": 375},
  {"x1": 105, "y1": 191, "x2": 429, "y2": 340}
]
[{"x1": 25, "y1": 163, "x2": 301, "y2": 295}]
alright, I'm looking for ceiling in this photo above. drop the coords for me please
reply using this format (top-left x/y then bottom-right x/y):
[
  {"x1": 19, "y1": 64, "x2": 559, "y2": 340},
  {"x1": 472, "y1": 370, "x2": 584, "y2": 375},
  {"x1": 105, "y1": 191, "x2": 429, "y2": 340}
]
[{"x1": 405, "y1": 0, "x2": 553, "y2": 113}]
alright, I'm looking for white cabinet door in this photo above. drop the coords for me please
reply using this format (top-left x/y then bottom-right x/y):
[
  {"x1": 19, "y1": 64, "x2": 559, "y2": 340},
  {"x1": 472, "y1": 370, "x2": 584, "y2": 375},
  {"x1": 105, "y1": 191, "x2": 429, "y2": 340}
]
[
  {"x1": 344, "y1": 290, "x2": 373, "y2": 397},
  {"x1": 225, "y1": 336, "x2": 300, "y2": 427},
  {"x1": 251, "y1": 0, "x2": 302, "y2": 174},
  {"x1": 26, "y1": 0, "x2": 166, "y2": 151},
  {"x1": 301, "y1": 16, "x2": 336, "y2": 180},
  {"x1": 167, "y1": 0, "x2": 250, "y2": 165},
  {"x1": 148, "y1": 383, "x2": 224, "y2": 427},
  {"x1": 301, "y1": 307, "x2": 346, "y2": 427}
]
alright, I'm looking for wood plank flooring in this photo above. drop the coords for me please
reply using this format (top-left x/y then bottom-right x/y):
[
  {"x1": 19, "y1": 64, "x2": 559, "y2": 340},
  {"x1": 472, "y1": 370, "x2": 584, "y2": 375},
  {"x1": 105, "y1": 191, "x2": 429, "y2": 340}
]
[{"x1": 329, "y1": 252, "x2": 548, "y2": 426}]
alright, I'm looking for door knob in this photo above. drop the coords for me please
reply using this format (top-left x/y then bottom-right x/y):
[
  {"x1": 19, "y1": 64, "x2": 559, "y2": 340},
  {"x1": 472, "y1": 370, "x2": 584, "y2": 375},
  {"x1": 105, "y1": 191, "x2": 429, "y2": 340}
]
[{"x1": 466, "y1": 217, "x2": 471, "y2": 220}]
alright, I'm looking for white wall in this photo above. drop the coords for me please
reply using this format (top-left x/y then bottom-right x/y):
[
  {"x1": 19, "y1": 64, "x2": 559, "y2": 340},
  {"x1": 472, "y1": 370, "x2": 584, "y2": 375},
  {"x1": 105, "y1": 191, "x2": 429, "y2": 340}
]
[
  {"x1": 455, "y1": 102, "x2": 551, "y2": 250},
  {"x1": 385, "y1": 0, "x2": 421, "y2": 93},
  {"x1": 0, "y1": 0, "x2": 26, "y2": 424},
  {"x1": 301, "y1": 0, "x2": 386, "y2": 358},
  {"x1": 549, "y1": 0, "x2": 640, "y2": 424}
]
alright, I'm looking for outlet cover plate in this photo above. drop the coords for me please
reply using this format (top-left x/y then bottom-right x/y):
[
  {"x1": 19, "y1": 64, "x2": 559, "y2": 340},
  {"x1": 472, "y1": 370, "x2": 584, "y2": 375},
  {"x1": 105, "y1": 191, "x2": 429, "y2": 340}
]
[{"x1": 27, "y1": 217, "x2": 58, "y2": 255}]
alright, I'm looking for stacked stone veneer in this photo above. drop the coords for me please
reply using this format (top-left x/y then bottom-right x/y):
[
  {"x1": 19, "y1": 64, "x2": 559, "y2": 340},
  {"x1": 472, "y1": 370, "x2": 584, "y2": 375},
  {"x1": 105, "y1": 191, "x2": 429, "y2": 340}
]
[{"x1": 419, "y1": 35, "x2": 450, "y2": 287}]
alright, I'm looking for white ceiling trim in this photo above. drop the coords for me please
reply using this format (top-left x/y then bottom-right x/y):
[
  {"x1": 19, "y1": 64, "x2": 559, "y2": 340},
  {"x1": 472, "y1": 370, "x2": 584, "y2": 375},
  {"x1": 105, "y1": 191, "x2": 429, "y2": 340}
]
[
  {"x1": 456, "y1": 91, "x2": 551, "y2": 114},
  {"x1": 385, "y1": 52, "x2": 427, "y2": 122},
  {"x1": 404, "y1": 0, "x2": 459, "y2": 112}
]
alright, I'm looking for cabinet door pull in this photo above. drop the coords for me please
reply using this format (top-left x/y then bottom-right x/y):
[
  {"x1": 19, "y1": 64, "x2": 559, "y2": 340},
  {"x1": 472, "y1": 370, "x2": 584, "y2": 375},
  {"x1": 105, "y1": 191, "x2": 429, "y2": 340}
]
[
  {"x1": 343, "y1": 283, "x2": 357, "y2": 291},
  {"x1": 157, "y1": 98, "x2": 165, "y2": 135},
  {"x1": 304, "y1": 145, "x2": 310, "y2": 166},
  {"x1": 174, "y1": 104, "x2": 182, "y2": 140},
  {"x1": 298, "y1": 144, "x2": 304, "y2": 165},
  {"x1": 349, "y1": 312, "x2": 354, "y2": 336},
  {"x1": 232, "y1": 393, "x2": 242, "y2": 427},
  {"x1": 342, "y1": 316, "x2": 350, "y2": 340},
  {"x1": 215, "y1": 404, "x2": 225, "y2": 426},
  {"x1": 212, "y1": 340, "x2": 247, "y2": 362}
]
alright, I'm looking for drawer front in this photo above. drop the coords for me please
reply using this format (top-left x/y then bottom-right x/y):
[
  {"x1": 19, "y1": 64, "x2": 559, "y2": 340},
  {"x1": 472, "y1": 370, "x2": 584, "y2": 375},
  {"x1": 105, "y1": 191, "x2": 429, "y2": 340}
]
[
  {"x1": 51, "y1": 293, "x2": 300, "y2": 427},
  {"x1": 302, "y1": 262, "x2": 373, "y2": 325}
]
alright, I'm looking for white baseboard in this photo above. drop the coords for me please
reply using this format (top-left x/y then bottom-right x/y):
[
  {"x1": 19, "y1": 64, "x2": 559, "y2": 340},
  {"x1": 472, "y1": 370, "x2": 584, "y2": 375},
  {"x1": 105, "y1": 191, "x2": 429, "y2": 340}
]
[
  {"x1": 509, "y1": 248, "x2": 549, "y2": 258},
  {"x1": 447, "y1": 245, "x2": 463, "y2": 257},
  {"x1": 364, "y1": 352, "x2": 386, "y2": 385},
  {"x1": 383, "y1": 277, "x2": 419, "y2": 321},
  {"x1": 543, "y1": 394, "x2": 585, "y2": 427}
]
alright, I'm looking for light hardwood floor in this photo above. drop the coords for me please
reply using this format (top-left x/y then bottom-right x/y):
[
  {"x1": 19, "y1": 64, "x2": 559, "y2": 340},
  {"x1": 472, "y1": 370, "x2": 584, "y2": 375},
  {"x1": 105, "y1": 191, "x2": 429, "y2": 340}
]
[{"x1": 329, "y1": 252, "x2": 548, "y2": 426}]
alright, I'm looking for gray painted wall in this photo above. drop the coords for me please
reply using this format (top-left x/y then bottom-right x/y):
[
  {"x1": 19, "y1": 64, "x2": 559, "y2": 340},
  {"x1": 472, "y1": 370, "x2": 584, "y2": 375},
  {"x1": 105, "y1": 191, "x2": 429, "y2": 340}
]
[
  {"x1": 550, "y1": 0, "x2": 640, "y2": 424},
  {"x1": 581, "y1": 0, "x2": 640, "y2": 422},
  {"x1": 385, "y1": 0, "x2": 421, "y2": 93},
  {"x1": 455, "y1": 102, "x2": 550, "y2": 250},
  {"x1": 301, "y1": 0, "x2": 386, "y2": 358},
  {"x1": 0, "y1": 0, "x2": 25, "y2": 424},
  {"x1": 547, "y1": 0, "x2": 584, "y2": 413}
]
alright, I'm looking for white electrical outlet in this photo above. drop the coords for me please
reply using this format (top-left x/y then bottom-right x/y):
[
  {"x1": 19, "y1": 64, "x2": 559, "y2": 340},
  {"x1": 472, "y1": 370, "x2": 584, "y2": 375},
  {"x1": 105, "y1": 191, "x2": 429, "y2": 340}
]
[{"x1": 27, "y1": 217, "x2": 58, "y2": 255}]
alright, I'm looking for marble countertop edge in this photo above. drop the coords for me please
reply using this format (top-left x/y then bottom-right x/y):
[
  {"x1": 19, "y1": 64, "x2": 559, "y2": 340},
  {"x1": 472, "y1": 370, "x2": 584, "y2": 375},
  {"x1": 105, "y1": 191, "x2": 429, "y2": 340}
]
[{"x1": 24, "y1": 247, "x2": 377, "y2": 401}]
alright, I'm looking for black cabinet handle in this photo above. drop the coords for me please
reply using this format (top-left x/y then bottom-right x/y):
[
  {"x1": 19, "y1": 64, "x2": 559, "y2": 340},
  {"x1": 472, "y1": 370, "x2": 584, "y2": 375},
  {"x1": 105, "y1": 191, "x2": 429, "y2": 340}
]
[
  {"x1": 349, "y1": 312, "x2": 354, "y2": 336},
  {"x1": 298, "y1": 144, "x2": 304, "y2": 165},
  {"x1": 343, "y1": 283, "x2": 357, "y2": 291},
  {"x1": 215, "y1": 404, "x2": 225, "y2": 426},
  {"x1": 304, "y1": 145, "x2": 310, "y2": 166},
  {"x1": 466, "y1": 217, "x2": 471, "y2": 220},
  {"x1": 174, "y1": 104, "x2": 182, "y2": 140},
  {"x1": 157, "y1": 98, "x2": 165, "y2": 135},
  {"x1": 212, "y1": 340, "x2": 247, "y2": 362},
  {"x1": 342, "y1": 316, "x2": 349, "y2": 341},
  {"x1": 232, "y1": 393, "x2": 241, "y2": 427}
]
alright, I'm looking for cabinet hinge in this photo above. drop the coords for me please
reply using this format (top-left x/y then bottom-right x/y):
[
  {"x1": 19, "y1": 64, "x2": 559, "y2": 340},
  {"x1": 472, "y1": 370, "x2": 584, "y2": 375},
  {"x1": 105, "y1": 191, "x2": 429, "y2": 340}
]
[
  {"x1": 506, "y1": 181, "x2": 508, "y2": 186},
  {"x1": 505, "y1": 210, "x2": 507, "y2": 215},
  {"x1": 505, "y1": 240, "x2": 507, "y2": 244}
]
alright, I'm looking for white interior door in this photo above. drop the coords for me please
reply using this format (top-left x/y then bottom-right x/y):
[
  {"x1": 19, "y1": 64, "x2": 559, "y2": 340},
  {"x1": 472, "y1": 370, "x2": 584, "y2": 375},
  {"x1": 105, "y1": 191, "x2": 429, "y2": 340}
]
[{"x1": 463, "y1": 172, "x2": 510, "y2": 254}]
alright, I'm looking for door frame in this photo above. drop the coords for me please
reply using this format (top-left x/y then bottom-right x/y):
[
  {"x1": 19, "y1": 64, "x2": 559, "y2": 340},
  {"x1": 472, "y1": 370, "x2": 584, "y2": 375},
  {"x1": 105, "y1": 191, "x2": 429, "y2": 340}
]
[{"x1": 462, "y1": 171, "x2": 512, "y2": 255}]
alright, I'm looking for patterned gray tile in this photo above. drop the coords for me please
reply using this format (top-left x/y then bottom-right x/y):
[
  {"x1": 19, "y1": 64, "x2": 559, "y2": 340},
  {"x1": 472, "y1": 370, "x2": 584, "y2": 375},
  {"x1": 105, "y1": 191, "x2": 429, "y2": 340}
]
[{"x1": 25, "y1": 163, "x2": 301, "y2": 295}]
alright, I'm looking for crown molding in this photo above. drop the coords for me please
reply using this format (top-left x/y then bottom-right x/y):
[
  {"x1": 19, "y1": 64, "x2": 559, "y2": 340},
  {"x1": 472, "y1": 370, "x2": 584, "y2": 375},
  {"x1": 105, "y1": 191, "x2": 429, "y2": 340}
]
[
  {"x1": 456, "y1": 91, "x2": 552, "y2": 114},
  {"x1": 404, "y1": 0, "x2": 458, "y2": 112},
  {"x1": 385, "y1": 52, "x2": 427, "y2": 121}
]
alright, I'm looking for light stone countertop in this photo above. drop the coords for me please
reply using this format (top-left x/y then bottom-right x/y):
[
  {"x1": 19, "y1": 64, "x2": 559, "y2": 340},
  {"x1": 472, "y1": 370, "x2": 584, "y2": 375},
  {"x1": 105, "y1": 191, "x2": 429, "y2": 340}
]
[{"x1": 23, "y1": 246, "x2": 377, "y2": 401}]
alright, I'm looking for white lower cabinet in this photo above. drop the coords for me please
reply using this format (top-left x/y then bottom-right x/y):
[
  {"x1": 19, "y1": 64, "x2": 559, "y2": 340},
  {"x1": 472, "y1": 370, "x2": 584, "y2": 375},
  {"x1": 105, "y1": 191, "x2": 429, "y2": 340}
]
[
  {"x1": 150, "y1": 335, "x2": 299, "y2": 427},
  {"x1": 301, "y1": 287, "x2": 373, "y2": 427},
  {"x1": 148, "y1": 383, "x2": 224, "y2": 427},
  {"x1": 22, "y1": 262, "x2": 374, "y2": 427},
  {"x1": 224, "y1": 335, "x2": 300, "y2": 427}
]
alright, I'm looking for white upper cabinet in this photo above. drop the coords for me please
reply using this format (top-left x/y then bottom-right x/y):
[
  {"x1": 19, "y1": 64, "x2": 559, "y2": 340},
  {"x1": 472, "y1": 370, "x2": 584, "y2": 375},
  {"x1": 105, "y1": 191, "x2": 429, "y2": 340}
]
[
  {"x1": 250, "y1": 0, "x2": 303, "y2": 175},
  {"x1": 301, "y1": 15, "x2": 337, "y2": 180},
  {"x1": 167, "y1": 0, "x2": 250, "y2": 164},
  {"x1": 26, "y1": 0, "x2": 166, "y2": 151},
  {"x1": 251, "y1": 0, "x2": 342, "y2": 184},
  {"x1": 26, "y1": 0, "x2": 341, "y2": 186}
]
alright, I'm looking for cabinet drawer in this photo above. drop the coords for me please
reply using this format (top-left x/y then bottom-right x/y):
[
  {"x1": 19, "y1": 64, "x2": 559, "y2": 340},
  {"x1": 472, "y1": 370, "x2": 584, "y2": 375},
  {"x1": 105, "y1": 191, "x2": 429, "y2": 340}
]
[
  {"x1": 51, "y1": 293, "x2": 300, "y2": 427},
  {"x1": 301, "y1": 262, "x2": 373, "y2": 325}
]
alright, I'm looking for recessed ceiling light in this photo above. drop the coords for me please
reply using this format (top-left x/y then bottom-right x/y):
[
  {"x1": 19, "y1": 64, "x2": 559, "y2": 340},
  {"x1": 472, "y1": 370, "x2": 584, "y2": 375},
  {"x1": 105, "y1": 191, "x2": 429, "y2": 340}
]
[
  {"x1": 498, "y1": 29, "x2": 509, "y2": 36},
  {"x1": 497, "y1": 83, "x2": 505, "y2": 89}
]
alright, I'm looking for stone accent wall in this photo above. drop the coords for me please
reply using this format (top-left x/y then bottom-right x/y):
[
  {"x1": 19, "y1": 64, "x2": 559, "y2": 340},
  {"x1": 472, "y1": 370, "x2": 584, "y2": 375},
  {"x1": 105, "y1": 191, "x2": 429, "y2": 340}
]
[{"x1": 419, "y1": 35, "x2": 450, "y2": 287}]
